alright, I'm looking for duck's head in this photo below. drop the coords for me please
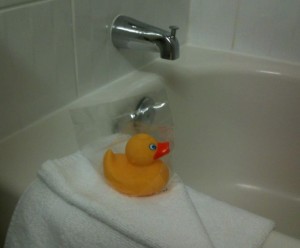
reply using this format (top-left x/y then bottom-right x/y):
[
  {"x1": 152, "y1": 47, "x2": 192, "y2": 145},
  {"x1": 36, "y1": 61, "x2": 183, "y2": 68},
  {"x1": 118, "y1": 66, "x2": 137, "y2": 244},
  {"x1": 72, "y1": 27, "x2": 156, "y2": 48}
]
[{"x1": 125, "y1": 133, "x2": 170, "y2": 166}]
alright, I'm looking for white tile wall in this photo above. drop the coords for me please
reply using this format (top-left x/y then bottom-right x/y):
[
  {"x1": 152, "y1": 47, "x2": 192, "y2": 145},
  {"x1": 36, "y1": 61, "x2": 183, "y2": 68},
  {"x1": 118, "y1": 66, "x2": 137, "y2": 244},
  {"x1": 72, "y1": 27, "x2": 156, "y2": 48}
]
[
  {"x1": 0, "y1": 16, "x2": 20, "y2": 139},
  {"x1": 189, "y1": 0, "x2": 300, "y2": 63},
  {"x1": 188, "y1": 0, "x2": 239, "y2": 50},
  {"x1": 234, "y1": 0, "x2": 300, "y2": 60},
  {"x1": 0, "y1": 0, "x2": 190, "y2": 140},
  {"x1": 0, "y1": 0, "x2": 77, "y2": 140}
]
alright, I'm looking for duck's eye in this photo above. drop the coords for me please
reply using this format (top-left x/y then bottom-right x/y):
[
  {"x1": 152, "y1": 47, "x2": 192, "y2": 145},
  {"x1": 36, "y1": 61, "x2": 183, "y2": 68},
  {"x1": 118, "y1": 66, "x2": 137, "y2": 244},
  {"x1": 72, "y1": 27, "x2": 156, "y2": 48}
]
[{"x1": 149, "y1": 144, "x2": 157, "y2": 151}]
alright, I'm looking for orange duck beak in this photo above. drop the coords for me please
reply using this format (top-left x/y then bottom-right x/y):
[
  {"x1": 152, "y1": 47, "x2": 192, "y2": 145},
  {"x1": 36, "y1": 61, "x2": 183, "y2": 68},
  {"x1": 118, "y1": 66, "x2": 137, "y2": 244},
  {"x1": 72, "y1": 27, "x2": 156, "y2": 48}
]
[{"x1": 154, "y1": 142, "x2": 170, "y2": 160}]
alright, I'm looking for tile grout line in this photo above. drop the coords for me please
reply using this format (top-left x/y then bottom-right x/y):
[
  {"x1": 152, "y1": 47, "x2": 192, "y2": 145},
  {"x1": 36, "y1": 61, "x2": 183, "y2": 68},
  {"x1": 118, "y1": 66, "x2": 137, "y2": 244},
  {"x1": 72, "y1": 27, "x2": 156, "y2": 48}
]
[
  {"x1": 231, "y1": 0, "x2": 241, "y2": 51},
  {"x1": 186, "y1": 0, "x2": 194, "y2": 44},
  {"x1": 70, "y1": 0, "x2": 80, "y2": 98}
]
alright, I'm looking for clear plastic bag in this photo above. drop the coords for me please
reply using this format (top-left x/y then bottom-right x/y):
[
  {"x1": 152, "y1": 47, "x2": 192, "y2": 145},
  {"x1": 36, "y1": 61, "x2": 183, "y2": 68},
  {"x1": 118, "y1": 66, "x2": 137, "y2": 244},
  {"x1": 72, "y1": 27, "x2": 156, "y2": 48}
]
[{"x1": 70, "y1": 88, "x2": 174, "y2": 196}]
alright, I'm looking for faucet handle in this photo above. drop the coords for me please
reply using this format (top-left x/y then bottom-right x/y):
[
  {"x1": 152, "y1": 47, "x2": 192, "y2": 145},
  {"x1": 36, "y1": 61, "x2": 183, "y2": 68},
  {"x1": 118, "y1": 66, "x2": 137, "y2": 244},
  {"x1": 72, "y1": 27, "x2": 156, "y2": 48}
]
[{"x1": 169, "y1": 25, "x2": 179, "y2": 37}]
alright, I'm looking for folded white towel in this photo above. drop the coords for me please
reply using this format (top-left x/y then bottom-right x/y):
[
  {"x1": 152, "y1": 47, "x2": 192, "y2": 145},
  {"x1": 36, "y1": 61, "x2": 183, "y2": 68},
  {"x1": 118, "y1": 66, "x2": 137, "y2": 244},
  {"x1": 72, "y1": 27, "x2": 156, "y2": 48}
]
[{"x1": 5, "y1": 152, "x2": 274, "y2": 248}]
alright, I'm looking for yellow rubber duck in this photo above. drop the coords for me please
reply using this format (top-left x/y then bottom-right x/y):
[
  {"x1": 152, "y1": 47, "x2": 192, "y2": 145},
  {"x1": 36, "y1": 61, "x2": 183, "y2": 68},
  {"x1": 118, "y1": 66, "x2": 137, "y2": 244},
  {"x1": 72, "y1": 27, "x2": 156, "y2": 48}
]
[{"x1": 103, "y1": 133, "x2": 170, "y2": 196}]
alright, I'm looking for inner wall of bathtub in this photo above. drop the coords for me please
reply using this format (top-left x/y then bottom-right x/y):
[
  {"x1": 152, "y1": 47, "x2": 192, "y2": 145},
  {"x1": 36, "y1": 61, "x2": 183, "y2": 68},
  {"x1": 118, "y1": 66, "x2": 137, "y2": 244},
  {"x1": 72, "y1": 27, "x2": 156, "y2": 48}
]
[{"x1": 156, "y1": 65, "x2": 300, "y2": 239}]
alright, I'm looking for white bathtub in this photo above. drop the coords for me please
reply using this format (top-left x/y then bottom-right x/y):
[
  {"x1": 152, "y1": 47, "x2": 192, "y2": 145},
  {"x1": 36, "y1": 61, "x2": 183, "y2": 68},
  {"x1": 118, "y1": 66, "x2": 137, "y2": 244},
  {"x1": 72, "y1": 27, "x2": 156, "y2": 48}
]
[{"x1": 0, "y1": 45, "x2": 299, "y2": 247}]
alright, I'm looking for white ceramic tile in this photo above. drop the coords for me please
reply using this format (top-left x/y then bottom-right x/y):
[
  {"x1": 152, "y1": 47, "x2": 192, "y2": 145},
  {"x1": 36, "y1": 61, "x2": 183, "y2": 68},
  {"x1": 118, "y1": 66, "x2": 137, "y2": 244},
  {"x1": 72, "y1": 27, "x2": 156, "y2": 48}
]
[
  {"x1": 188, "y1": 0, "x2": 300, "y2": 63},
  {"x1": 233, "y1": 0, "x2": 271, "y2": 56},
  {"x1": 18, "y1": 0, "x2": 77, "y2": 127},
  {"x1": 23, "y1": 3, "x2": 56, "y2": 122},
  {"x1": 1, "y1": 7, "x2": 35, "y2": 139},
  {"x1": 188, "y1": 0, "x2": 239, "y2": 50},
  {"x1": 73, "y1": 0, "x2": 110, "y2": 96},
  {"x1": 0, "y1": 16, "x2": 21, "y2": 139},
  {"x1": 287, "y1": 26, "x2": 300, "y2": 63},
  {"x1": 234, "y1": 0, "x2": 300, "y2": 62},
  {"x1": 268, "y1": 0, "x2": 300, "y2": 62},
  {"x1": 0, "y1": 0, "x2": 77, "y2": 140},
  {"x1": 51, "y1": 0, "x2": 78, "y2": 100}
]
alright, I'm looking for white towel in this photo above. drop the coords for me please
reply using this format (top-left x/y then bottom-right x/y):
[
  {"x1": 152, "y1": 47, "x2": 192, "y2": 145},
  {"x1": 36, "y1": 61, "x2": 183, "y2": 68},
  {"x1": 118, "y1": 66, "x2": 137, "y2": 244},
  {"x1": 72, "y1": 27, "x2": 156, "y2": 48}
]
[{"x1": 5, "y1": 152, "x2": 274, "y2": 248}]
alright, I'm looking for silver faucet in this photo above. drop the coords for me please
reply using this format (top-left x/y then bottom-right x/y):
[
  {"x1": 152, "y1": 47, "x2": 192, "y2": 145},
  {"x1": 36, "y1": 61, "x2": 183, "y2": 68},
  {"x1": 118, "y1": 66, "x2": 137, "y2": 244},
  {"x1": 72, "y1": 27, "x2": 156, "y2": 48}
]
[{"x1": 111, "y1": 16, "x2": 180, "y2": 60}]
